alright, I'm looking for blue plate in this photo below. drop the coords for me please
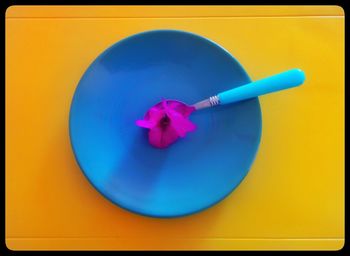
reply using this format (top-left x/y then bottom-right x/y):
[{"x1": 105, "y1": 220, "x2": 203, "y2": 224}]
[{"x1": 69, "y1": 30, "x2": 262, "y2": 218}]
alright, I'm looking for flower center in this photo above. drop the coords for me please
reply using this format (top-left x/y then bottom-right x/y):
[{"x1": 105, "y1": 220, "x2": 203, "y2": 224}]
[{"x1": 159, "y1": 114, "x2": 171, "y2": 129}]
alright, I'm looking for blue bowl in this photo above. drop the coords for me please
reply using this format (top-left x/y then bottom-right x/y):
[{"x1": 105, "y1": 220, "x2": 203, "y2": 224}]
[{"x1": 69, "y1": 30, "x2": 262, "y2": 218}]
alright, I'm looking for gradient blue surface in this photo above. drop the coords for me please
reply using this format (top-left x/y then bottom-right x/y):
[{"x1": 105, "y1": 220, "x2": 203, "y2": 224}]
[{"x1": 69, "y1": 30, "x2": 262, "y2": 218}]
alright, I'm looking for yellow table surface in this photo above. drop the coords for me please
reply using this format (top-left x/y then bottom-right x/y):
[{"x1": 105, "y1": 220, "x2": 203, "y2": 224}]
[{"x1": 5, "y1": 5, "x2": 344, "y2": 250}]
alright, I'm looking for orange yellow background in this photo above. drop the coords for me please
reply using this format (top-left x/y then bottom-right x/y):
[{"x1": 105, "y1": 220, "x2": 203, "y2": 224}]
[{"x1": 5, "y1": 6, "x2": 344, "y2": 250}]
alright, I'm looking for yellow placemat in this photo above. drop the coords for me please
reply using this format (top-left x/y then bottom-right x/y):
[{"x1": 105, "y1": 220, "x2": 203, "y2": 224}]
[{"x1": 5, "y1": 5, "x2": 344, "y2": 250}]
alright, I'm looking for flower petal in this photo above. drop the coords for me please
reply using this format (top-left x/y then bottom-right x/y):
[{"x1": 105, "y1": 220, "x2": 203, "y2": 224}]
[
  {"x1": 135, "y1": 119, "x2": 155, "y2": 129},
  {"x1": 148, "y1": 126, "x2": 179, "y2": 148},
  {"x1": 169, "y1": 101, "x2": 195, "y2": 117},
  {"x1": 147, "y1": 107, "x2": 164, "y2": 123},
  {"x1": 161, "y1": 99, "x2": 170, "y2": 112},
  {"x1": 166, "y1": 110, "x2": 196, "y2": 137}
]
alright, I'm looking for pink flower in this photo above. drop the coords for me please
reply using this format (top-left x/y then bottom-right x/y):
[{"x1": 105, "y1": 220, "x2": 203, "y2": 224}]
[{"x1": 136, "y1": 100, "x2": 196, "y2": 148}]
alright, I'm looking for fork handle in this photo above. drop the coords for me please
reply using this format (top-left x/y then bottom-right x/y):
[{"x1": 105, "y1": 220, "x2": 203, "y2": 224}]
[{"x1": 218, "y1": 68, "x2": 305, "y2": 105}]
